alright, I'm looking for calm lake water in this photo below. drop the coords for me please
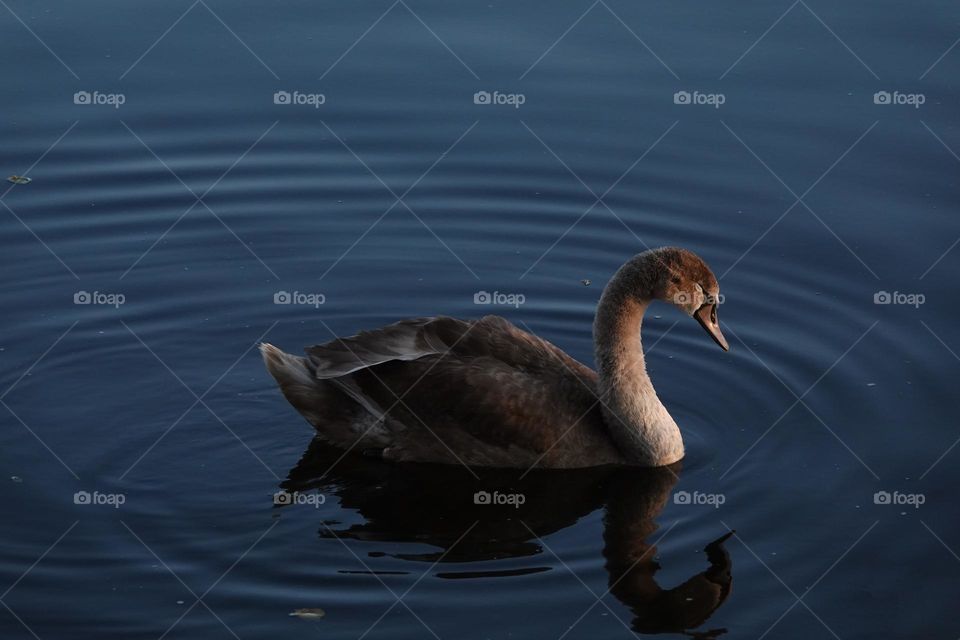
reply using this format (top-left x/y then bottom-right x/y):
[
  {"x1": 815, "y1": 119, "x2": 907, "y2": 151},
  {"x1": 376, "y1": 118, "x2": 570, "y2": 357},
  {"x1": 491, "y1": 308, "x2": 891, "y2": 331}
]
[{"x1": 2, "y1": 1, "x2": 959, "y2": 638}]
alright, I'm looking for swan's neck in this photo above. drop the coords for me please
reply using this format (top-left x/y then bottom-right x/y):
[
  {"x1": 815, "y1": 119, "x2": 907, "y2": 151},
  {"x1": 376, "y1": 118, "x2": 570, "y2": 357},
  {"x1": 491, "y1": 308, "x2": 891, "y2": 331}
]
[{"x1": 594, "y1": 280, "x2": 683, "y2": 466}]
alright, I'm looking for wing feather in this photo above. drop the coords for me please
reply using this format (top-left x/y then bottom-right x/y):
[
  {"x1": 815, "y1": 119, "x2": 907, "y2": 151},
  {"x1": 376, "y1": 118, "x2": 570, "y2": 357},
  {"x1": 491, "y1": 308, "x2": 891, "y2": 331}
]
[{"x1": 305, "y1": 317, "x2": 466, "y2": 378}]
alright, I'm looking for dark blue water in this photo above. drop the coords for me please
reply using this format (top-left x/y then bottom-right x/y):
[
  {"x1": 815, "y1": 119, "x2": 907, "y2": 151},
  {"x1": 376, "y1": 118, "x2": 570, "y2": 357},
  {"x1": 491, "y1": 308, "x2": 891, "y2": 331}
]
[{"x1": 2, "y1": 1, "x2": 959, "y2": 637}]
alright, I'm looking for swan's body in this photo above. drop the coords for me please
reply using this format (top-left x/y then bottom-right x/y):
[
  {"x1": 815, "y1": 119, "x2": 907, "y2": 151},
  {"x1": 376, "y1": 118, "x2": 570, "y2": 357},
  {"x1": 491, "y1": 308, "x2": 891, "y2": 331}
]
[{"x1": 262, "y1": 247, "x2": 727, "y2": 468}]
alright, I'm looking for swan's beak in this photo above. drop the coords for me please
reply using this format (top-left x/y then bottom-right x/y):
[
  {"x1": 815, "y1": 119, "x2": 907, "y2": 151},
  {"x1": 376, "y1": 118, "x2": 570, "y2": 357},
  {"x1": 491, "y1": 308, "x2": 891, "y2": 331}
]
[{"x1": 694, "y1": 303, "x2": 729, "y2": 351}]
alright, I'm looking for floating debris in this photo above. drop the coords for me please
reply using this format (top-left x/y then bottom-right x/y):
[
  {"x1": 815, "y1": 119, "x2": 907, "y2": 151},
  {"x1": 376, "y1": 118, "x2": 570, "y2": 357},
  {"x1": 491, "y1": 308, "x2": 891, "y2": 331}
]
[
  {"x1": 289, "y1": 608, "x2": 325, "y2": 620},
  {"x1": 580, "y1": 279, "x2": 591, "y2": 286},
  {"x1": 7, "y1": 175, "x2": 31, "y2": 185},
  {"x1": 11, "y1": 476, "x2": 22, "y2": 483}
]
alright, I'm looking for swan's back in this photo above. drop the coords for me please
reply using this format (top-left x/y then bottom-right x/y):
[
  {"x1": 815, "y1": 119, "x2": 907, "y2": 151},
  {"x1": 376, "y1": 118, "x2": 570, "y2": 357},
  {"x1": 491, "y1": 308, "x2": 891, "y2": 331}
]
[{"x1": 262, "y1": 316, "x2": 624, "y2": 468}]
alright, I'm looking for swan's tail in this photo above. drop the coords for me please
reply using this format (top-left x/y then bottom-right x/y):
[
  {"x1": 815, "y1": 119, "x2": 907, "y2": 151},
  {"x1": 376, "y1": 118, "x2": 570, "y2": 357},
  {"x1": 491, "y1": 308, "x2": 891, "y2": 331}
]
[
  {"x1": 262, "y1": 342, "x2": 392, "y2": 453},
  {"x1": 261, "y1": 343, "x2": 323, "y2": 424},
  {"x1": 261, "y1": 343, "x2": 312, "y2": 385}
]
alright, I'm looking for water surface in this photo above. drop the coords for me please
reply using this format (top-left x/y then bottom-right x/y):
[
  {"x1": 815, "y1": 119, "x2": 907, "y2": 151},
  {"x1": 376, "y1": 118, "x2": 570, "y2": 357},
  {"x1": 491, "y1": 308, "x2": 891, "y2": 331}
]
[{"x1": 1, "y1": 1, "x2": 959, "y2": 638}]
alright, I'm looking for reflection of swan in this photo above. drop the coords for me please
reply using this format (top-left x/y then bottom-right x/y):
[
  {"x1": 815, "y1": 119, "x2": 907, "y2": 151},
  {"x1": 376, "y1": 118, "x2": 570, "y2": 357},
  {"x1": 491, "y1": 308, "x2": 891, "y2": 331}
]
[
  {"x1": 263, "y1": 247, "x2": 727, "y2": 468},
  {"x1": 603, "y1": 475, "x2": 733, "y2": 636},
  {"x1": 279, "y1": 439, "x2": 733, "y2": 634}
]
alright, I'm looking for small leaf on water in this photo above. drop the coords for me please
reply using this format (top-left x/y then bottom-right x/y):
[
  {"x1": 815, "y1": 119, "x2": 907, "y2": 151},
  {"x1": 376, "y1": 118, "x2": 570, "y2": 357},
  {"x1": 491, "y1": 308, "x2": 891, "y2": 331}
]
[
  {"x1": 7, "y1": 175, "x2": 31, "y2": 185},
  {"x1": 289, "y1": 608, "x2": 325, "y2": 620}
]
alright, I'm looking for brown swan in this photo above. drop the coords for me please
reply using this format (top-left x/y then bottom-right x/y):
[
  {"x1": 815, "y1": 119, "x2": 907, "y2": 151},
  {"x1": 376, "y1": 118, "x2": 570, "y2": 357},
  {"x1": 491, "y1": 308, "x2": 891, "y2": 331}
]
[{"x1": 261, "y1": 246, "x2": 728, "y2": 468}]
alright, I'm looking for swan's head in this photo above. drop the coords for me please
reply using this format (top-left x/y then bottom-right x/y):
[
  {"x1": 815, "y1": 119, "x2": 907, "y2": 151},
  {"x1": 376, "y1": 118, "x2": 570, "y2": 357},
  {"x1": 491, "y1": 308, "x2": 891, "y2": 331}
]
[{"x1": 653, "y1": 247, "x2": 729, "y2": 351}]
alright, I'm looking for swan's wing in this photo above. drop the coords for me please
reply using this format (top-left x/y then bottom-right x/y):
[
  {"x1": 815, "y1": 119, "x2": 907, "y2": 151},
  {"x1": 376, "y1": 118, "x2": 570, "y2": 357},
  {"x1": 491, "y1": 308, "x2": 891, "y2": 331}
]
[
  {"x1": 305, "y1": 316, "x2": 616, "y2": 466},
  {"x1": 305, "y1": 316, "x2": 474, "y2": 378},
  {"x1": 305, "y1": 315, "x2": 595, "y2": 385}
]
